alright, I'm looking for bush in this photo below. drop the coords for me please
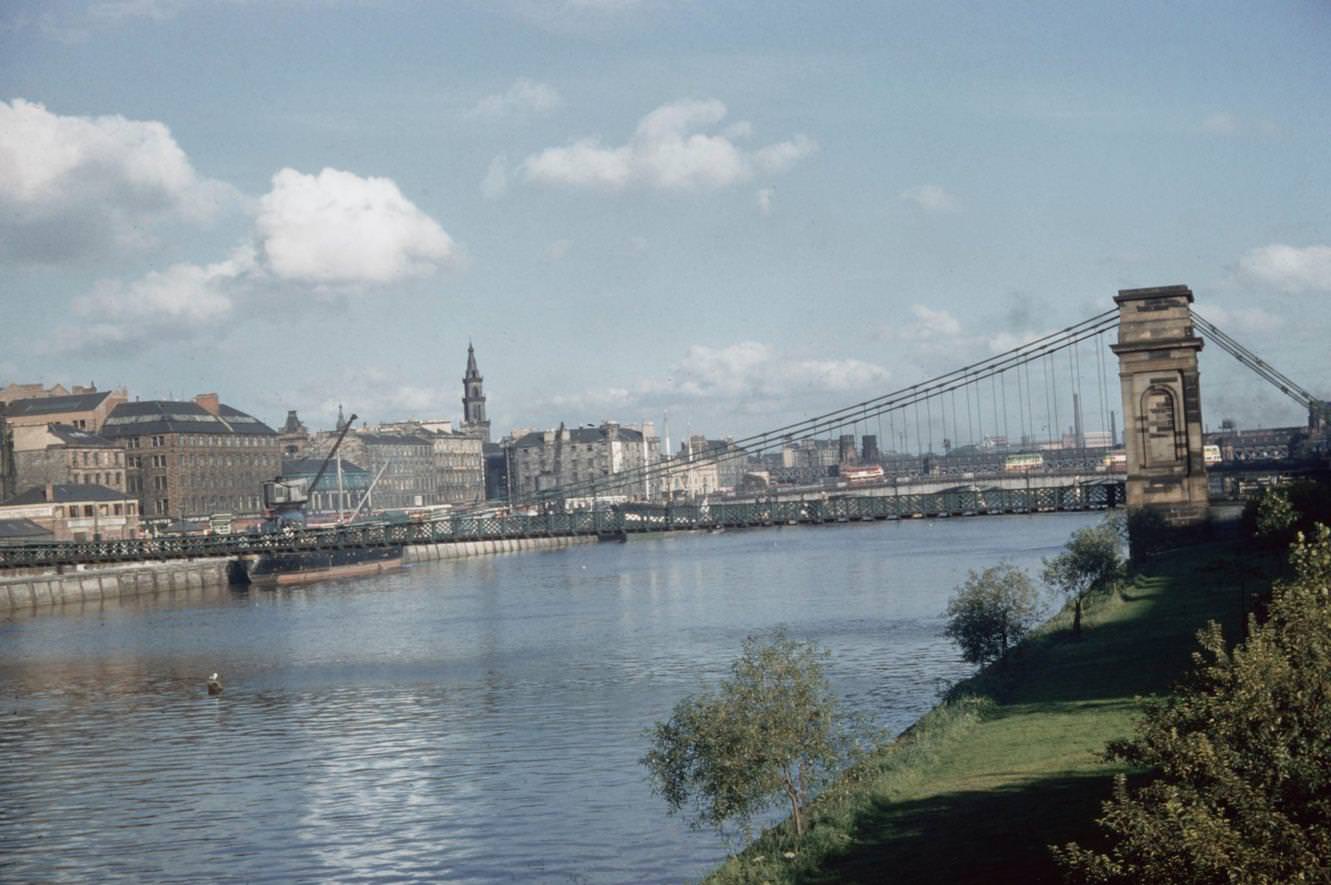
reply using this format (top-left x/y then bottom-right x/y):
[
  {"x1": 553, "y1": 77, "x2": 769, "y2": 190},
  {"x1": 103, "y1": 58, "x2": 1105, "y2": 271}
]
[
  {"x1": 1043, "y1": 521, "x2": 1125, "y2": 638},
  {"x1": 1053, "y1": 525, "x2": 1331, "y2": 883},
  {"x1": 944, "y1": 564, "x2": 1042, "y2": 666},
  {"x1": 642, "y1": 629, "x2": 862, "y2": 842}
]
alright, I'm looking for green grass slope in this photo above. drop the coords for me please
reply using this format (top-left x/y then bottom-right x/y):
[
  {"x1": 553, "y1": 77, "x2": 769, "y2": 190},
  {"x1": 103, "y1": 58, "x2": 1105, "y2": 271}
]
[{"x1": 708, "y1": 543, "x2": 1274, "y2": 885}]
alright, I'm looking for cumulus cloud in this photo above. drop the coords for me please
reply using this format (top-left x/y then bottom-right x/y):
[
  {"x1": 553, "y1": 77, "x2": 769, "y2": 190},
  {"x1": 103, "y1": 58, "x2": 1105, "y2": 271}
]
[
  {"x1": 1238, "y1": 244, "x2": 1331, "y2": 294},
  {"x1": 1200, "y1": 111, "x2": 1281, "y2": 138},
  {"x1": 468, "y1": 78, "x2": 562, "y2": 120},
  {"x1": 521, "y1": 98, "x2": 817, "y2": 192},
  {"x1": 0, "y1": 98, "x2": 236, "y2": 261},
  {"x1": 256, "y1": 167, "x2": 459, "y2": 285},
  {"x1": 52, "y1": 245, "x2": 256, "y2": 352},
  {"x1": 1201, "y1": 304, "x2": 1284, "y2": 335},
  {"x1": 543, "y1": 239, "x2": 572, "y2": 261},
  {"x1": 552, "y1": 341, "x2": 889, "y2": 418},
  {"x1": 481, "y1": 155, "x2": 509, "y2": 199},
  {"x1": 900, "y1": 184, "x2": 959, "y2": 213},
  {"x1": 756, "y1": 187, "x2": 773, "y2": 216}
]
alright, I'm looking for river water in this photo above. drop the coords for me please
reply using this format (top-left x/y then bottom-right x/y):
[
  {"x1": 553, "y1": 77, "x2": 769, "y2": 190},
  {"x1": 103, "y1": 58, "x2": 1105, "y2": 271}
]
[{"x1": 0, "y1": 513, "x2": 1101, "y2": 883}]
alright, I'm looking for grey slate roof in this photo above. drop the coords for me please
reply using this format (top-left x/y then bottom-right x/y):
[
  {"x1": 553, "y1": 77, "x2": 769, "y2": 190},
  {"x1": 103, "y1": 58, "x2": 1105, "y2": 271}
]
[
  {"x1": 1, "y1": 390, "x2": 112, "y2": 417},
  {"x1": 512, "y1": 426, "x2": 645, "y2": 449},
  {"x1": 42, "y1": 424, "x2": 118, "y2": 447},
  {"x1": 3, "y1": 484, "x2": 135, "y2": 505},
  {"x1": 0, "y1": 518, "x2": 52, "y2": 540},
  {"x1": 102, "y1": 400, "x2": 277, "y2": 437},
  {"x1": 282, "y1": 457, "x2": 368, "y2": 477},
  {"x1": 361, "y1": 433, "x2": 432, "y2": 447}
]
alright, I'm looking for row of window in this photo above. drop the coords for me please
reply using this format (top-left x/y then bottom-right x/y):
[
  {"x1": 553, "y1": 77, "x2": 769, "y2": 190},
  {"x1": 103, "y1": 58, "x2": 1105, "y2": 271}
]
[
  {"x1": 68, "y1": 450, "x2": 124, "y2": 467},
  {"x1": 127, "y1": 434, "x2": 276, "y2": 450},
  {"x1": 53, "y1": 502, "x2": 137, "y2": 518}
]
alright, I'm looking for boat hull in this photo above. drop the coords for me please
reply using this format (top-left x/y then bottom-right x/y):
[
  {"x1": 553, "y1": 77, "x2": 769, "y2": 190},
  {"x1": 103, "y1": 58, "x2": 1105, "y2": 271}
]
[{"x1": 247, "y1": 545, "x2": 404, "y2": 587}]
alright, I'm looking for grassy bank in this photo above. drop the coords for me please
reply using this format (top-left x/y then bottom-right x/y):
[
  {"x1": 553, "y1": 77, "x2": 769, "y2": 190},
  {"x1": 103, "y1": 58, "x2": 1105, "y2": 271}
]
[{"x1": 707, "y1": 542, "x2": 1277, "y2": 884}]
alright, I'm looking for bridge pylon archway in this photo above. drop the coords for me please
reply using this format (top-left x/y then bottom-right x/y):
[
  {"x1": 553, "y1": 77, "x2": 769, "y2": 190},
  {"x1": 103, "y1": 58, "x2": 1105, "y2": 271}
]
[{"x1": 1110, "y1": 285, "x2": 1210, "y2": 527}]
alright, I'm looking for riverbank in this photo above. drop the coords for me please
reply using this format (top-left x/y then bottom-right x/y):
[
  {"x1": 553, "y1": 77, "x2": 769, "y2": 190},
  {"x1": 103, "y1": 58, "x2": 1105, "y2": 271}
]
[{"x1": 708, "y1": 541, "x2": 1277, "y2": 884}]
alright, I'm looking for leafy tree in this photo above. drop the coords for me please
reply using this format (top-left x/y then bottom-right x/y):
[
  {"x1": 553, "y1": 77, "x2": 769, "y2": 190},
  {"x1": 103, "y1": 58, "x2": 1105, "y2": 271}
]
[
  {"x1": 944, "y1": 564, "x2": 1042, "y2": 666},
  {"x1": 1042, "y1": 522, "x2": 1125, "y2": 638},
  {"x1": 1244, "y1": 486, "x2": 1299, "y2": 548},
  {"x1": 642, "y1": 629, "x2": 851, "y2": 841},
  {"x1": 1053, "y1": 526, "x2": 1331, "y2": 883}
]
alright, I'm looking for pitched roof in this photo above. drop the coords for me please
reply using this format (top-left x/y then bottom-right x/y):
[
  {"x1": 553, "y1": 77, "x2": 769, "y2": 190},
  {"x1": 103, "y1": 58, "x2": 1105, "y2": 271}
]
[
  {"x1": 42, "y1": 424, "x2": 118, "y2": 447},
  {"x1": 2, "y1": 390, "x2": 113, "y2": 417},
  {"x1": 281, "y1": 456, "x2": 368, "y2": 477},
  {"x1": 0, "y1": 518, "x2": 52, "y2": 540},
  {"x1": 360, "y1": 432, "x2": 432, "y2": 446},
  {"x1": 102, "y1": 400, "x2": 276, "y2": 437},
  {"x1": 3, "y1": 484, "x2": 135, "y2": 505},
  {"x1": 513, "y1": 425, "x2": 645, "y2": 449}
]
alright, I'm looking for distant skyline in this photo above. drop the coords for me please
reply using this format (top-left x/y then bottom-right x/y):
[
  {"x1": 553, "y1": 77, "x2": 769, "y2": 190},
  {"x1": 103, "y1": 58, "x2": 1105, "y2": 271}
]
[{"x1": 2, "y1": 1, "x2": 1327, "y2": 438}]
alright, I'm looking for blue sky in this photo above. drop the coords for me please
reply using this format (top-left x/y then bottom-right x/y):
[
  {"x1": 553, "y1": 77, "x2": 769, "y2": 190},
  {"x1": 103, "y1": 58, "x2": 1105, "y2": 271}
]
[{"x1": 2, "y1": 0, "x2": 1328, "y2": 441}]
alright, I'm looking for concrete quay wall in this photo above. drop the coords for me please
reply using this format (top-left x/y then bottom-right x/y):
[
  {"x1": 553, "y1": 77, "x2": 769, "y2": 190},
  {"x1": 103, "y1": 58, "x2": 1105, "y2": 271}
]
[
  {"x1": 405, "y1": 534, "x2": 596, "y2": 563},
  {"x1": 0, "y1": 558, "x2": 231, "y2": 611}
]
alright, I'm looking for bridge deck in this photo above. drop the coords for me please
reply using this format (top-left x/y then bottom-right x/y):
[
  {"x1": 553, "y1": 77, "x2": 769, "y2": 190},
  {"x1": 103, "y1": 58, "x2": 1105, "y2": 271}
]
[{"x1": 0, "y1": 483, "x2": 1122, "y2": 569}]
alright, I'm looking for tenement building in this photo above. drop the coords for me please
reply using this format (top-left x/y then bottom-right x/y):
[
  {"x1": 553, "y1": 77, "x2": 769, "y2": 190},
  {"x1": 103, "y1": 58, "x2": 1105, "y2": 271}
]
[
  {"x1": 0, "y1": 483, "x2": 141, "y2": 541},
  {"x1": 101, "y1": 394, "x2": 280, "y2": 520},
  {"x1": 508, "y1": 421, "x2": 661, "y2": 503},
  {"x1": 11, "y1": 424, "x2": 127, "y2": 493}
]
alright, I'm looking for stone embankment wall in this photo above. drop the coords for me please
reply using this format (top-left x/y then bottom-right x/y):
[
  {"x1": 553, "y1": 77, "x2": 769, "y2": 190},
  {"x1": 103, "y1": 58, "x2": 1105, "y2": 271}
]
[
  {"x1": 404, "y1": 534, "x2": 596, "y2": 563},
  {"x1": 0, "y1": 535, "x2": 598, "y2": 612},
  {"x1": 0, "y1": 558, "x2": 231, "y2": 611}
]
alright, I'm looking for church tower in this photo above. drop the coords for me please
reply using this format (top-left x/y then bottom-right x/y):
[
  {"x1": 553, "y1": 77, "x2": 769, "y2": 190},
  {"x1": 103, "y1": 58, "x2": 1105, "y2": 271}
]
[{"x1": 461, "y1": 341, "x2": 491, "y2": 442}]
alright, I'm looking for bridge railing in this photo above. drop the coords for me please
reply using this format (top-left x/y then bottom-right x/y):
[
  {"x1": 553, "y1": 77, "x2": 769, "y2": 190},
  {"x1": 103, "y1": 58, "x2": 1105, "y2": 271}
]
[{"x1": 0, "y1": 481, "x2": 1122, "y2": 569}]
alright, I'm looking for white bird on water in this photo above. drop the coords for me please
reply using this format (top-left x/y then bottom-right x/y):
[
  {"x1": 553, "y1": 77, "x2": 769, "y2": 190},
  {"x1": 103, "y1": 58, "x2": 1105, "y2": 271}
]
[{"x1": 207, "y1": 673, "x2": 223, "y2": 696}]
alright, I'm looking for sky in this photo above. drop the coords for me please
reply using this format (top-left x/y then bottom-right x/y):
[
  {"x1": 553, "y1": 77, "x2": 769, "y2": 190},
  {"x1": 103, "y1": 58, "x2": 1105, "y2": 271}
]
[{"x1": 1, "y1": 0, "x2": 1328, "y2": 443}]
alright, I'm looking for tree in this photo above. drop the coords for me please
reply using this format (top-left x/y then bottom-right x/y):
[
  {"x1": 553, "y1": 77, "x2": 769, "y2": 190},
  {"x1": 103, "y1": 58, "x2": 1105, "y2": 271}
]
[
  {"x1": 1053, "y1": 526, "x2": 1331, "y2": 883},
  {"x1": 944, "y1": 564, "x2": 1042, "y2": 666},
  {"x1": 1042, "y1": 522, "x2": 1124, "y2": 638},
  {"x1": 642, "y1": 629, "x2": 850, "y2": 841}
]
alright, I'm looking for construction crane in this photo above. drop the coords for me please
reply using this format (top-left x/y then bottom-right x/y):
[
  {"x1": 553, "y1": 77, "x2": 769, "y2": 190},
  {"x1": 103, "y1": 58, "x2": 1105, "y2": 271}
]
[{"x1": 262, "y1": 412, "x2": 358, "y2": 529}]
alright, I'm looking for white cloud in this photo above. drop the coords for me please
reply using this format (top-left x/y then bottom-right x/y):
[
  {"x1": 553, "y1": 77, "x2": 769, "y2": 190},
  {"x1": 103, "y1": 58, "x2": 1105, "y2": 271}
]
[
  {"x1": 553, "y1": 341, "x2": 889, "y2": 417},
  {"x1": 0, "y1": 98, "x2": 236, "y2": 261},
  {"x1": 521, "y1": 98, "x2": 817, "y2": 192},
  {"x1": 900, "y1": 184, "x2": 959, "y2": 213},
  {"x1": 54, "y1": 245, "x2": 256, "y2": 352},
  {"x1": 256, "y1": 167, "x2": 459, "y2": 285},
  {"x1": 1201, "y1": 304, "x2": 1284, "y2": 335},
  {"x1": 481, "y1": 155, "x2": 509, "y2": 199},
  {"x1": 1238, "y1": 244, "x2": 1331, "y2": 294},
  {"x1": 756, "y1": 187, "x2": 773, "y2": 216},
  {"x1": 468, "y1": 78, "x2": 562, "y2": 120},
  {"x1": 543, "y1": 239, "x2": 572, "y2": 261},
  {"x1": 1201, "y1": 111, "x2": 1281, "y2": 138}
]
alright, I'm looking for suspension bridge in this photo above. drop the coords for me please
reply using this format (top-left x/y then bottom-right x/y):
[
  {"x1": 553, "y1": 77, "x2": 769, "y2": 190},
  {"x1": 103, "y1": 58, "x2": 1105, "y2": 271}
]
[{"x1": 0, "y1": 285, "x2": 1324, "y2": 570}]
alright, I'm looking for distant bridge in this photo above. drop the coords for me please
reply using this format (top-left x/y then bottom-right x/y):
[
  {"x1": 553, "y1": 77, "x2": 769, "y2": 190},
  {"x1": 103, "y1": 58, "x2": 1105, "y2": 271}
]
[
  {"x1": 0, "y1": 480, "x2": 1121, "y2": 569},
  {"x1": 1, "y1": 284, "x2": 1322, "y2": 572}
]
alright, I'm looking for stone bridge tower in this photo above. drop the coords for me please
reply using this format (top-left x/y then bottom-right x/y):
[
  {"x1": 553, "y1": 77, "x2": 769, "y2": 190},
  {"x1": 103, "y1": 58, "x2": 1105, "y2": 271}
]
[{"x1": 1110, "y1": 285, "x2": 1209, "y2": 527}]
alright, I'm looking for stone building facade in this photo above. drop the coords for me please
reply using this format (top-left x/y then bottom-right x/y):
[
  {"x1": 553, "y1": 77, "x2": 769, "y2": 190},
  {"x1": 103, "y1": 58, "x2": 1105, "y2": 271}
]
[
  {"x1": 509, "y1": 422, "x2": 661, "y2": 502},
  {"x1": 101, "y1": 394, "x2": 280, "y2": 520},
  {"x1": 11, "y1": 424, "x2": 127, "y2": 493},
  {"x1": 0, "y1": 483, "x2": 141, "y2": 541}
]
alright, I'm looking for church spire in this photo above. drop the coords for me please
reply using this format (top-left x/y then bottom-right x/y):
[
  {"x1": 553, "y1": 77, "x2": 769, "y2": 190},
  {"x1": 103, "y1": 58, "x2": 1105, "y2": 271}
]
[{"x1": 461, "y1": 341, "x2": 490, "y2": 442}]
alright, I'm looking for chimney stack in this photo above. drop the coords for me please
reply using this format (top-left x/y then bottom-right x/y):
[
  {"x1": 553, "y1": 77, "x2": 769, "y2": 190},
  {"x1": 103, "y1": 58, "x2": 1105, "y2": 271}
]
[
  {"x1": 45, "y1": 482, "x2": 54, "y2": 502},
  {"x1": 194, "y1": 393, "x2": 221, "y2": 416}
]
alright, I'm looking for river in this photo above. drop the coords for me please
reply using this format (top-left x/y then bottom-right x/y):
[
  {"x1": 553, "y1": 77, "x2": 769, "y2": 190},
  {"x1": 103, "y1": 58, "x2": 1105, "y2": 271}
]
[{"x1": 0, "y1": 512, "x2": 1102, "y2": 883}]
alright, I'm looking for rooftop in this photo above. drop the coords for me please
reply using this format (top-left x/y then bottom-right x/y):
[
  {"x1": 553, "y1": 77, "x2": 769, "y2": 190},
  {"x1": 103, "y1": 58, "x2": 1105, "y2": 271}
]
[
  {"x1": 3, "y1": 484, "x2": 136, "y2": 506},
  {"x1": 1, "y1": 390, "x2": 114, "y2": 417},
  {"x1": 102, "y1": 400, "x2": 276, "y2": 437}
]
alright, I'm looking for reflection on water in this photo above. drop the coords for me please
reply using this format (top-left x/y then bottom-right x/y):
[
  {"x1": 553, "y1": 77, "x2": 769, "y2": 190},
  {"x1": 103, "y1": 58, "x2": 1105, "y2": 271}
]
[{"x1": 0, "y1": 513, "x2": 1101, "y2": 883}]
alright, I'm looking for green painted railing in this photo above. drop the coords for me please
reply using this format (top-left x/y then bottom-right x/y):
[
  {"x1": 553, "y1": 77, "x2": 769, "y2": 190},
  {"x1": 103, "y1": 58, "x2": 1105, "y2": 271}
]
[{"x1": 0, "y1": 481, "x2": 1122, "y2": 569}]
